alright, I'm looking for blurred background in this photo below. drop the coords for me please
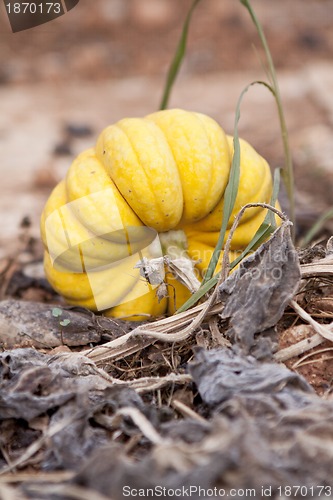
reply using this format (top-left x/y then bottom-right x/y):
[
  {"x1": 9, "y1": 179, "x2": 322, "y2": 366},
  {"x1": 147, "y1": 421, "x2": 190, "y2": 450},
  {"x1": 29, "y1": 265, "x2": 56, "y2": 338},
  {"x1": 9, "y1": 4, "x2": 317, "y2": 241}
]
[{"x1": 1, "y1": 0, "x2": 333, "y2": 258}]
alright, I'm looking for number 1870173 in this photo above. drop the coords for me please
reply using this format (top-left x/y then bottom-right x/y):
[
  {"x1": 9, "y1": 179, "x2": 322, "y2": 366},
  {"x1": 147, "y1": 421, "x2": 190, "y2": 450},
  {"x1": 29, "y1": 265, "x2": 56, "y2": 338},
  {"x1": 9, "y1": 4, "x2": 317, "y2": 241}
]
[{"x1": 5, "y1": 3, "x2": 61, "y2": 14}]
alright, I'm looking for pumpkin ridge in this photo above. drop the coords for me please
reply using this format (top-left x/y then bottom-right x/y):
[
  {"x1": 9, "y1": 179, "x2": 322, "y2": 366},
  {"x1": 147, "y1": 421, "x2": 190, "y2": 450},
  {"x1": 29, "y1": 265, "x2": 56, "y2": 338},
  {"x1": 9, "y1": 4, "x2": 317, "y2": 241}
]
[
  {"x1": 193, "y1": 112, "x2": 231, "y2": 214},
  {"x1": 147, "y1": 111, "x2": 204, "y2": 222},
  {"x1": 115, "y1": 121, "x2": 169, "y2": 229},
  {"x1": 191, "y1": 111, "x2": 219, "y2": 216},
  {"x1": 144, "y1": 116, "x2": 186, "y2": 219}
]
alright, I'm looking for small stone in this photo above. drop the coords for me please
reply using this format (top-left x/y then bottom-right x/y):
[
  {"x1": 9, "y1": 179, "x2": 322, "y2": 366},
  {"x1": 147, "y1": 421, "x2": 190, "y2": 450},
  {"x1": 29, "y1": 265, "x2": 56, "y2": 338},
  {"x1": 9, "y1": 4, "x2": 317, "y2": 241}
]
[
  {"x1": 53, "y1": 141, "x2": 72, "y2": 156},
  {"x1": 65, "y1": 123, "x2": 93, "y2": 138}
]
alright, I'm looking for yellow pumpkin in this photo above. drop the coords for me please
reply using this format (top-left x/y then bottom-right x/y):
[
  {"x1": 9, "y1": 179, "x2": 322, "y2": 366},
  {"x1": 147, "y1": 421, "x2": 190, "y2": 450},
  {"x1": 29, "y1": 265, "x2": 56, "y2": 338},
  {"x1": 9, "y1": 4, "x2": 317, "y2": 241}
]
[{"x1": 41, "y1": 109, "x2": 276, "y2": 320}]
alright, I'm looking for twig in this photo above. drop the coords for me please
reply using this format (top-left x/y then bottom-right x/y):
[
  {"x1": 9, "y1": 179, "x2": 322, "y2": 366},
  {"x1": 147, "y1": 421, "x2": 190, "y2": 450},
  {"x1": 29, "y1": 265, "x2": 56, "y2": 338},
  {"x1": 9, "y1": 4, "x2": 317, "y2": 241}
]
[
  {"x1": 290, "y1": 300, "x2": 333, "y2": 343},
  {"x1": 274, "y1": 332, "x2": 324, "y2": 363},
  {"x1": 300, "y1": 256, "x2": 333, "y2": 279},
  {"x1": 208, "y1": 315, "x2": 231, "y2": 347},
  {"x1": 292, "y1": 347, "x2": 333, "y2": 369},
  {"x1": 171, "y1": 399, "x2": 207, "y2": 423},
  {"x1": 22, "y1": 484, "x2": 110, "y2": 500},
  {"x1": 221, "y1": 202, "x2": 288, "y2": 281},
  {"x1": 274, "y1": 303, "x2": 333, "y2": 363},
  {"x1": 0, "y1": 471, "x2": 75, "y2": 484},
  {"x1": 85, "y1": 301, "x2": 223, "y2": 364},
  {"x1": 131, "y1": 374, "x2": 192, "y2": 394},
  {"x1": 116, "y1": 407, "x2": 166, "y2": 445}
]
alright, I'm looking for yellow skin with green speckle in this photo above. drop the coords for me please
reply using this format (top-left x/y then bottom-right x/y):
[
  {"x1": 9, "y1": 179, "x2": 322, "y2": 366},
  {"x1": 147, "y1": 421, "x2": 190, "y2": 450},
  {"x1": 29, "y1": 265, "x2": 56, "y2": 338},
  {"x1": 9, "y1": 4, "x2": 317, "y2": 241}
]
[{"x1": 41, "y1": 109, "x2": 277, "y2": 320}]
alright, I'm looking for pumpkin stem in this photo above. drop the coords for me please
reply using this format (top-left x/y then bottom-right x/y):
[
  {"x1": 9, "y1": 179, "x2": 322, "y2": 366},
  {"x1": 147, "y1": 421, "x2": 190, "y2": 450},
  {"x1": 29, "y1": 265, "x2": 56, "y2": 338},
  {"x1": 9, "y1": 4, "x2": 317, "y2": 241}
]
[{"x1": 159, "y1": 230, "x2": 188, "y2": 258}]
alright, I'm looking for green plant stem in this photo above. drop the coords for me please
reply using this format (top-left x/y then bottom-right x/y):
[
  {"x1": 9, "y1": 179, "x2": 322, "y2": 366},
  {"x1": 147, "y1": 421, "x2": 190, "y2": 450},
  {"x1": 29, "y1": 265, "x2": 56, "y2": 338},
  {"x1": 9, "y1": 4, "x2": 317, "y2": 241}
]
[
  {"x1": 159, "y1": 0, "x2": 202, "y2": 110},
  {"x1": 201, "y1": 80, "x2": 274, "y2": 286},
  {"x1": 240, "y1": 0, "x2": 295, "y2": 241},
  {"x1": 300, "y1": 207, "x2": 333, "y2": 247}
]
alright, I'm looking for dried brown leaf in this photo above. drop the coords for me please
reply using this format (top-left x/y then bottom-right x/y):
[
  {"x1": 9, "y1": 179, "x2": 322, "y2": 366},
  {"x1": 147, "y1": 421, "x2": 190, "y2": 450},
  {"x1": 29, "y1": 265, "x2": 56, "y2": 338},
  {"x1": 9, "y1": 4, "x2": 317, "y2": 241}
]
[{"x1": 219, "y1": 224, "x2": 301, "y2": 356}]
